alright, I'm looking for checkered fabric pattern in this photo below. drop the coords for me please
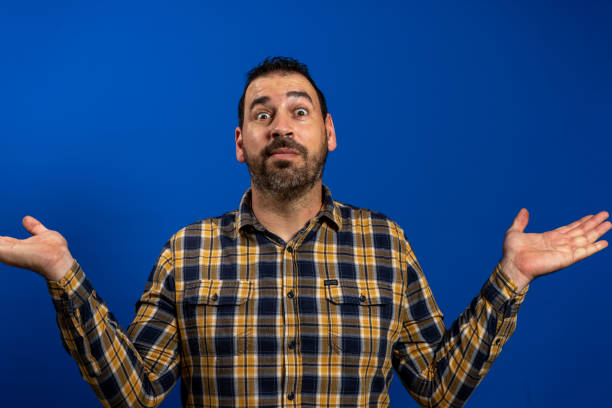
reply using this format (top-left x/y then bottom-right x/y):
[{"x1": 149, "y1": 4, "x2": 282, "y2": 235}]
[{"x1": 47, "y1": 186, "x2": 527, "y2": 407}]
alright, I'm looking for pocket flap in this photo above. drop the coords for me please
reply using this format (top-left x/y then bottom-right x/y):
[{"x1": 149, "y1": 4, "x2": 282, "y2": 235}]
[
  {"x1": 184, "y1": 279, "x2": 252, "y2": 305},
  {"x1": 325, "y1": 281, "x2": 392, "y2": 305}
]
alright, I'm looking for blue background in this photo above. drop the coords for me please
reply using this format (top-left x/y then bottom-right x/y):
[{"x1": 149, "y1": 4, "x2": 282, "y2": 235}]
[{"x1": 1, "y1": 1, "x2": 610, "y2": 406}]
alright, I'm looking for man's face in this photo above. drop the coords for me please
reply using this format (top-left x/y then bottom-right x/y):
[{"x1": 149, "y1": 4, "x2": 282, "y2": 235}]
[{"x1": 235, "y1": 72, "x2": 336, "y2": 200}]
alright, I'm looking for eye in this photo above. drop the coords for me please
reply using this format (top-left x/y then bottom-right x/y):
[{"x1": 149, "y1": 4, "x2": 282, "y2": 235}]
[
  {"x1": 295, "y1": 108, "x2": 308, "y2": 117},
  {"x1": 256, "y1": 112, "x2": 271, "y2": 120}
]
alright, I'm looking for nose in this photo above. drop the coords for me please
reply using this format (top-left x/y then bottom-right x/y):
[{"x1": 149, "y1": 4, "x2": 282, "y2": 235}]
[{"x1": 269, "y1": 111, "x2": 294, "y2": 139}]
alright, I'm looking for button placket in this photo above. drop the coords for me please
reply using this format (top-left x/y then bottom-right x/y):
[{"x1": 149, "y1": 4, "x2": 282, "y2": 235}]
[
  {"x1": 281, "y1": 224, "x2": 317, "y2": 407},
  {"x1": 282, "y1": 243, "x2": 298, "y2": 406}
]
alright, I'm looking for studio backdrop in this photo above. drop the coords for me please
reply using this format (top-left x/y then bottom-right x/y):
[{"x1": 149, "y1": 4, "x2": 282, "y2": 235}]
[{"x1": 1, "y1": 1, "x2": 610, "y2": 407}]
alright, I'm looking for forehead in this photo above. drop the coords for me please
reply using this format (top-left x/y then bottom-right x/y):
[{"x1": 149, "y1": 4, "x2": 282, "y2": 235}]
[{"x1": 245, "y1": 72, "x2": 318, "y2": 106}]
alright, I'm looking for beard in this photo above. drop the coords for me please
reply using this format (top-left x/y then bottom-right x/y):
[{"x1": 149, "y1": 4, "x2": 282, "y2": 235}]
[{"x1": 243, "y1": 135, "x2": 328, "y2": 202}]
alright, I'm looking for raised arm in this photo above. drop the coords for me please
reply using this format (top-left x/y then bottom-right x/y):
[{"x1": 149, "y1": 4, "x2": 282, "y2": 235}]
[
  {"x1": 0, "y1": 216, "x2": 181, "y2": 407},
  {"x1": 394, "y1": 209, "x2": 610, "y2": 407}
]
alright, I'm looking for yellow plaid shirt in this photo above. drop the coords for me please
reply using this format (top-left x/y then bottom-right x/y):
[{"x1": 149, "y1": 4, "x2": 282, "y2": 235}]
[{"x1": 47, "y1": 186, "x2": 527, "y2": 407}]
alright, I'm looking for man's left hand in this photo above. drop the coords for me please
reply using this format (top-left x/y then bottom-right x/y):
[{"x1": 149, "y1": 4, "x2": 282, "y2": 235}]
[{"x1": 500, "y1": 209, "x2": 611, "y2": 291}]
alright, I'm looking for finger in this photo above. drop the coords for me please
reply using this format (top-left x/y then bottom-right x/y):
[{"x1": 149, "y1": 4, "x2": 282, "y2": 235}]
[
  {"x1": 584, "y1": 220, "x2": 612, "y2": 243},
  {"x1": 508, "y1": 208, "x2": 529, "y2": 233},
  {"x1": 0, "y1": 237, "x2": 20, "y2": 266},
  {"x1": 570, "y1": 221, "x2": 610, "y2": 246},
  {"x1": 22, "y1": 216, "x2": 48, "y2": 236},
  {"x1": 573, "y1": 240, "x2": 608, "y2": 263},
  {"x1": 555, "y1": 214, "x2": 593, "y2": 233},
  {"x1": 0, "y1": 236, "x2": 19, "y2": 245},
  {"x1": 567, "y1": 211, "x2": 610, "y2": 238}
]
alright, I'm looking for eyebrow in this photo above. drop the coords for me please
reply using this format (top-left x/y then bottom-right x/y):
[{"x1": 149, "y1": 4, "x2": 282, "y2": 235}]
[
  {"x1": 249, "y1": 91, "x2": 314, "y2": 112},
  {"x1": 286, "y1": 91, "x2": 313, "y2": 104},
  {"x1": 249, "y1": 96, "x2": 270, "y2": 112}
]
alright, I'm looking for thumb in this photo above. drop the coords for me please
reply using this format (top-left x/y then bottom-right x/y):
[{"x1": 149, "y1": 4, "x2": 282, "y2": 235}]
[
  {"x1": 22, "y1": 216, "x2": 48, "y2": 236},
  {"x1": 508, "y1": 208, "x2": 529, "y2": 233}
]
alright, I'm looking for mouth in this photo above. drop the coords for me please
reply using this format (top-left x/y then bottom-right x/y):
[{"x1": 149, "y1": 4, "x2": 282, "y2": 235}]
[{"x1": 269, "y1": 147, "x2": 301, "y2": 160}]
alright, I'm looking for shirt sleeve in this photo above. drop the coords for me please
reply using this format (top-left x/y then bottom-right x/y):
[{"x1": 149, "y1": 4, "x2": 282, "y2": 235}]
[
  {"x1": 392, "y1": 238, "x2": 527, "y2": 408},
  {"x1": 46, "y1": 241, "x2": 180, "y2": 408}
]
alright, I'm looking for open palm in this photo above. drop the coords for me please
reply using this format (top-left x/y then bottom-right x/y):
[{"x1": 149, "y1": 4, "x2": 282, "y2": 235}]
[
  {"x1": 0, "y1": 216, "x2": 73, "y2": 281},
  {"x1": 501, "y1": 209, "x2": 611, "y2": 290}
]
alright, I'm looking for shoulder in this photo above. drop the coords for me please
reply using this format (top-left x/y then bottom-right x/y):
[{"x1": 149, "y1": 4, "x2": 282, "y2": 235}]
[
  {"x1": 168, "y1": 209, "x2": 239, "y2": 246},
  {"x1": 332, "y1": 200, "x2": 409, "y2": 244},
  {"x1": 331, "y1": 200, "x2": 422, "y2": 285}
]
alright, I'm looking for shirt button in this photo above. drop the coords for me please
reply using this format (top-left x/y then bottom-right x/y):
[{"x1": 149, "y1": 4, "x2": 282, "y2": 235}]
[
  {"x1": 287, "y1": 290, "x2": 294, "y2": 299},
  {"x1": 494, "y1": 338, "x2": 501, "y2": 345},
  {"x1": 211, "y1": 293, "x2": 218, "y2": 302},
  {"x1": 287, "y1": 246, "x2": 294, "y2": 253},
  {"x1": 359, "y1": 294, "x2": 367, "y2": 303},
  {"x1": 288, "y1": 392, "x2": 295, "y2": 401},
  {"x1": 288, "y1": 340, "x2": 296, "y2": 350}
]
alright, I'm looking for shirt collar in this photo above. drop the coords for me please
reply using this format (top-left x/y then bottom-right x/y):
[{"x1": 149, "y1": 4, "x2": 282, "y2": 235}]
[{"x1": 235, "y1": 185, "x2": 342, "y2": 238}]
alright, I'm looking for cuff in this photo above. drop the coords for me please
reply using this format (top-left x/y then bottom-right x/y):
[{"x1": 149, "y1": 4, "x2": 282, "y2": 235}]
[
  {"x1": 46, "y1": 260, "x2": 94, "y2": 314},
  {"x1": 481, "y1": 263, "x2": 528, "y2": 317}
]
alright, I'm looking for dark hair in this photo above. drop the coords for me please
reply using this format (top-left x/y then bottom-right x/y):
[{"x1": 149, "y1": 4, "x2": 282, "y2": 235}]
[{"x1": 238, "y1": 56, "x2": 328, "y2": 128}]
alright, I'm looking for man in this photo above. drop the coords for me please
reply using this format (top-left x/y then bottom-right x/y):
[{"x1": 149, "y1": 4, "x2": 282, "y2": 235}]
[{"x1": 0, "y1": 57, "x2": 609, "y2": 408}]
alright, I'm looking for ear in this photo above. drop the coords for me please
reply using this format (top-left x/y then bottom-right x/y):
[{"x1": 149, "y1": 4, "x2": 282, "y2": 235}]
[
  {"x1": 325, "y1": 113, "x2": 337, "y2": 152},
  {"x1": 235, "y1": 126, "x2": 246, "y2": 163}
]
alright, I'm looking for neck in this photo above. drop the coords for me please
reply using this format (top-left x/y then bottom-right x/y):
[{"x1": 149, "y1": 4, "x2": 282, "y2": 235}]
[{"x1": 250, "y1": 182, "x2": 323, "y2": 243}]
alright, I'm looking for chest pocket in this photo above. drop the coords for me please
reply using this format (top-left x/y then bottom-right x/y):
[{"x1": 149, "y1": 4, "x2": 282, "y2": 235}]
[
  {"x1": 182, "y1": 279, "x2": 253, "y2": 357},
  {"x1": 325, "y1": 281, "x2": 394, "y2": 357}
]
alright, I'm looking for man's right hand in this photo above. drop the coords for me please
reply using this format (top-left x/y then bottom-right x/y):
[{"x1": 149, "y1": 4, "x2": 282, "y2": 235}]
[{"x1": 0, "y1": 216, "x2": 74, "y2": 281}]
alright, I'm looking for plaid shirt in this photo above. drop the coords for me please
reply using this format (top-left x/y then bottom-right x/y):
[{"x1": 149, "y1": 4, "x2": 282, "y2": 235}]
[{"x1": 47, "y1": 186, "x2": 527, "y2": 408}]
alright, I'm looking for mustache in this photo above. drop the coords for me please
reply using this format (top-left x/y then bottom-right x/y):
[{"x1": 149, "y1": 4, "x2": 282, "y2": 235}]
[{"x1": 263, "y1": 137, "x2": 308, "y2": 158}]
